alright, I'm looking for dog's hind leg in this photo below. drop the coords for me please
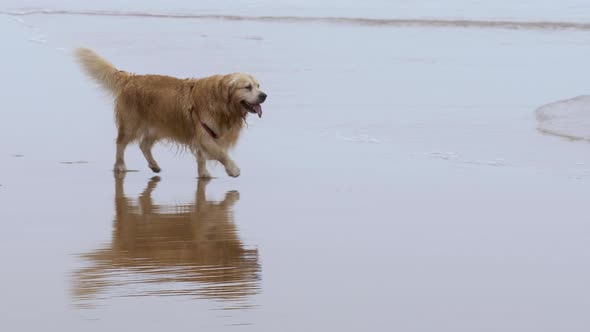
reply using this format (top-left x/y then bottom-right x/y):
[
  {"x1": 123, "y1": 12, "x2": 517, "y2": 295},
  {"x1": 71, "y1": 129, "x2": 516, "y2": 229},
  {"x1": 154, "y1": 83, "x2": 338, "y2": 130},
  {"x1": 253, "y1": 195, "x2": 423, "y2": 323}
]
[
  {"x1": 139, "y1": 135, "x2": 161, "y2": 173},
  {"x1": 114, "y1": 127, "x2": 130, "y2": 173}
]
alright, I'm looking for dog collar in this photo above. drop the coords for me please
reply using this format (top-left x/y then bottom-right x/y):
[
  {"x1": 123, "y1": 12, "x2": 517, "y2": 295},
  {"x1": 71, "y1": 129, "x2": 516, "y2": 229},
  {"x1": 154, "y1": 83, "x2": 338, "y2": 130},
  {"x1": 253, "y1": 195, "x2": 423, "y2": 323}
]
[
  {"x1": 201, "y1": 122, "x2": 218, "y2": 139},
  {"x1": 190, "y1": 106, "x2": 218, "y2": 139}
]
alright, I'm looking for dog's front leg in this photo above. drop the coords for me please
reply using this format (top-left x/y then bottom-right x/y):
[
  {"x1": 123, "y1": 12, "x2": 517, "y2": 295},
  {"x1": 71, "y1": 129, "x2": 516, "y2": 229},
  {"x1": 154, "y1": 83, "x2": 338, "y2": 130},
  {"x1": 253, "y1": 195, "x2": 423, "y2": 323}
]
[
  {"x1": 195, "y1": 149, "x2": 212, "y2": 178},
  {"x1": 197, "y1": 136, "x2": 240, "y2": 178}
]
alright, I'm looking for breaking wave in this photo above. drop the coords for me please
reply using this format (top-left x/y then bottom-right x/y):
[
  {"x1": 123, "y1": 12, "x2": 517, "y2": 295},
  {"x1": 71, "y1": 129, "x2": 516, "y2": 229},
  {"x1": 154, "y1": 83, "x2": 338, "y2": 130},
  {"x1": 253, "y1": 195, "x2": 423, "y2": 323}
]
[
  {"x1": 2, "y1": 9, "x2": 590, "y2": 31},
  {"x1": 536, "y1": 95, "x2": 590, "y2": 141}
]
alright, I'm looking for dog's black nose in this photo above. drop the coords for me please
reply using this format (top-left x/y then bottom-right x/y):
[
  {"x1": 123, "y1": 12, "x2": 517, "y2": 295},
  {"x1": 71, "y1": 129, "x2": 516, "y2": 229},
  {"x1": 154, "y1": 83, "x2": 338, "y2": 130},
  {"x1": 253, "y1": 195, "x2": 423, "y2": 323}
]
[{"x1": 258, "y1": 92, "x2": 267, "y2": 103}]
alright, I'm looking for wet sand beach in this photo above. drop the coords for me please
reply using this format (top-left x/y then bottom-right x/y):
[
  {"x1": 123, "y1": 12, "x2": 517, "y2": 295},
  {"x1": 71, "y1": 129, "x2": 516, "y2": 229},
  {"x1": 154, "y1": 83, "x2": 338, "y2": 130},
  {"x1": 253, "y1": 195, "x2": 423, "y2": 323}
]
[{"x1": 1, "y1": 2, "x2": 590, "y2": 331}]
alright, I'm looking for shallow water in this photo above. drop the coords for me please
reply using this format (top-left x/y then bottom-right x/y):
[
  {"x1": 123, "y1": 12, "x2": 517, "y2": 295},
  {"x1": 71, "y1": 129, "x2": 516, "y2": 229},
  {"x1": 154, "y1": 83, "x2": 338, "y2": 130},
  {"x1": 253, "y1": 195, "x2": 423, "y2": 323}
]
[{"x1": 2, "y1": 1, "x2": 590, "y2": 331}]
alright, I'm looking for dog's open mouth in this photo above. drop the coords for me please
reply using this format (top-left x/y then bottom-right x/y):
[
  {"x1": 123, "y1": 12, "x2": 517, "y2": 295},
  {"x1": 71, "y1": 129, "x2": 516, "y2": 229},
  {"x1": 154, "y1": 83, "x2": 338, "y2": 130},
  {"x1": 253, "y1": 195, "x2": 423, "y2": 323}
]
[{"x1": 241, "y1": 101, "x2": 263, "y2": 118}]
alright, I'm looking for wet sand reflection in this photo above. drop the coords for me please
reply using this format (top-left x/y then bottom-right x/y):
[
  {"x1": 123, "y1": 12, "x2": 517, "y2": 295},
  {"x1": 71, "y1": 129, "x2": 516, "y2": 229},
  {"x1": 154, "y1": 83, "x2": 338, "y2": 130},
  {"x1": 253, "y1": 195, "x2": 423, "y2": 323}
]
[{"x1": 72, "y1": 176, "x2": 260, "y2": 308}]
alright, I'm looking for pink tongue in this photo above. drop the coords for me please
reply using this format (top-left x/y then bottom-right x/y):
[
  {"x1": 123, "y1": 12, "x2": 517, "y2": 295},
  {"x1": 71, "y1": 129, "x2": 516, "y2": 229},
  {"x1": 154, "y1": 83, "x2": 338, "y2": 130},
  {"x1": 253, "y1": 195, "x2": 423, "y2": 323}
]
[{"x1": 253, "y1": 104, "x2": 262, "y2": 118}]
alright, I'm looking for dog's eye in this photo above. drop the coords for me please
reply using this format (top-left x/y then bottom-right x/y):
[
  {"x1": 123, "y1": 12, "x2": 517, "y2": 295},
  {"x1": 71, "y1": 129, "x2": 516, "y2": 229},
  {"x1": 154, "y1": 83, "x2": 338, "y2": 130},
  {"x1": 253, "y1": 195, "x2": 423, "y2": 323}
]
[{"x1": 244, "y1": 85, "x2": 252, "y2": 90}]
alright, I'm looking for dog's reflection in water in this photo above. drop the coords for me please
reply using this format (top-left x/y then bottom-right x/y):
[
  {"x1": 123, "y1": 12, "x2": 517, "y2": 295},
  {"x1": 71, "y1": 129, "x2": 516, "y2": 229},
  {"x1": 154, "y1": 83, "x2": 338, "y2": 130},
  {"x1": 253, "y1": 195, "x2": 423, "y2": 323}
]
[{"x1": 72, "y1": 176, "x2": 260, "y2": 307}]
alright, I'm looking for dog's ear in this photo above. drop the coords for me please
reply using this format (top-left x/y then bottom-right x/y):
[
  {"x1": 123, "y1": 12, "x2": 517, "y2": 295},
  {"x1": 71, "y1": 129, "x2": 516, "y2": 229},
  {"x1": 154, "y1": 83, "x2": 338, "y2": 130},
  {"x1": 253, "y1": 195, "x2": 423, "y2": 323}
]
[{"x1": 221, "y1": 74, "x2": 238, "y2": 105}]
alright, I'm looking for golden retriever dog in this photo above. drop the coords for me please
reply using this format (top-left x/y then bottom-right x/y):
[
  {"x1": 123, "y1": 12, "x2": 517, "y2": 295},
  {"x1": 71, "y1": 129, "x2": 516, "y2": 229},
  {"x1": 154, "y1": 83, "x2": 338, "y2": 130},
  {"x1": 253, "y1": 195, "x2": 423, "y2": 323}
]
[{"x1": 74, "y1": 48, "x2": 267, "y2": 178}]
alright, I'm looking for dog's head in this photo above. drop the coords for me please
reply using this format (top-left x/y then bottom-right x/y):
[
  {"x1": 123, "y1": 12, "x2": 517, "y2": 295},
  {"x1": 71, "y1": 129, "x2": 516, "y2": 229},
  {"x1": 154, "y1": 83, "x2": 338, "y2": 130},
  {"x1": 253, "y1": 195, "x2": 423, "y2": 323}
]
[{"x1": 223, "y1": 73, "x2": 267, "y2": 118}]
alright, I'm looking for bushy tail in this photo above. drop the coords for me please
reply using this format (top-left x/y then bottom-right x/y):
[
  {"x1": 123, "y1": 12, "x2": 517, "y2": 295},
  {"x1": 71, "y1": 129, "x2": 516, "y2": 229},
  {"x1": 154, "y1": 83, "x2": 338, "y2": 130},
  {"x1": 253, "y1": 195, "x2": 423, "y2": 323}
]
[{"x1": 74, "y1": 48, "x2": 127, "y2": 94}]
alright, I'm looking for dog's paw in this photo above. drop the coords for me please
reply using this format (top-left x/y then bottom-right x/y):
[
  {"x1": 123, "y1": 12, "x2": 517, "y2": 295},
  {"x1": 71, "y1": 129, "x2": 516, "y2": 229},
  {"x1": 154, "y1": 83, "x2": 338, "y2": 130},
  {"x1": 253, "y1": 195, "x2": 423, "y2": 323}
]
[
  {"x1": 225, "y1": 162, "x2": 240, "y2": 178},
  {"x1": 225, "y1": 190, "x2": 240, "y2": 202},
  {"x1": 198, "y1": 170, "x2": 213, "y2": 179},
  {"x1": 149, "y1": 164, "x2": 161, "y2": 173},
  {"x1": 113, "y1": 163, "x2": 127, "y2": 173}
]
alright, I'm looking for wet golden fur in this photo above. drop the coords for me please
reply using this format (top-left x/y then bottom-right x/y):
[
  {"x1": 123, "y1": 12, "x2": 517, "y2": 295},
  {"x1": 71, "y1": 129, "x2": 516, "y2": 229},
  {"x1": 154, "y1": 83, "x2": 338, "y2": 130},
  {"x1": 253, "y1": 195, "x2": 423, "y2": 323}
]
[{"x1": 74, "y1": 48, "x2": 266, "y2": 178}]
